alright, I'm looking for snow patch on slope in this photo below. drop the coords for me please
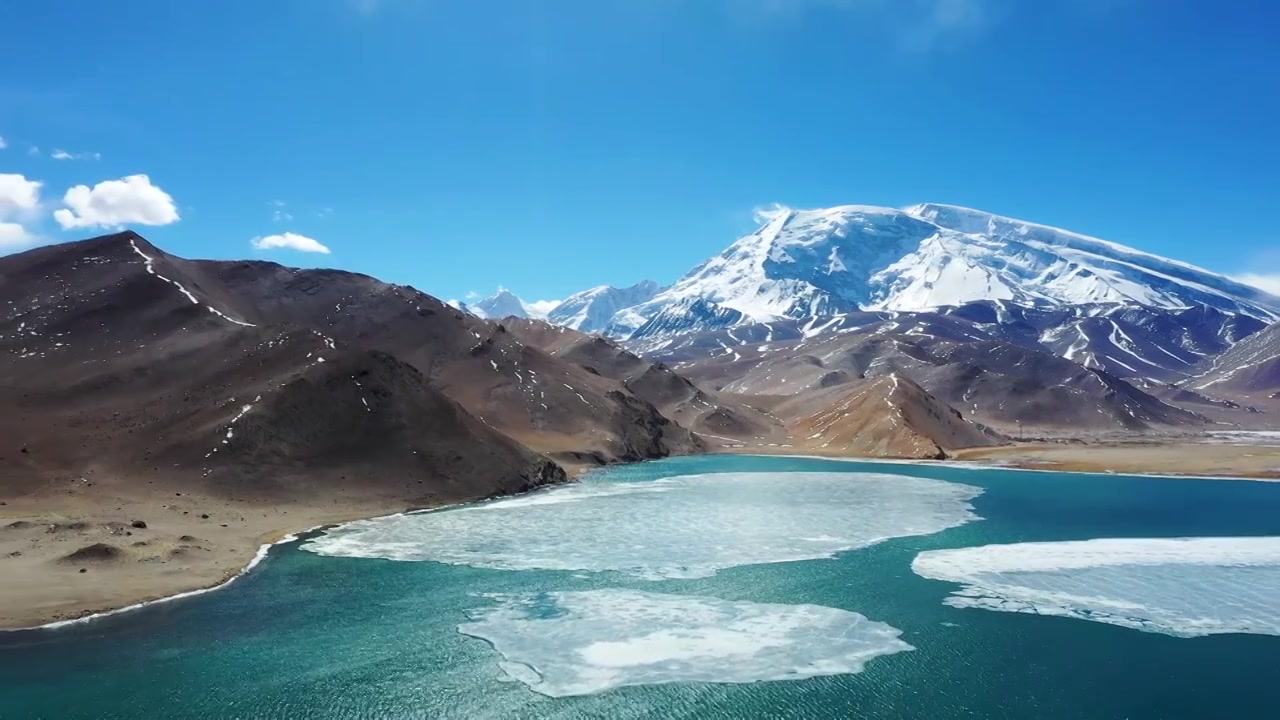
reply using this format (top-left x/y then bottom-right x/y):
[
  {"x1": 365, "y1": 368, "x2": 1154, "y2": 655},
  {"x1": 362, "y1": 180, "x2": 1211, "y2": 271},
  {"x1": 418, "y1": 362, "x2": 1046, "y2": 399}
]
[{"x1": 129, "y1": 239, "x2": 256, "y2": 327}]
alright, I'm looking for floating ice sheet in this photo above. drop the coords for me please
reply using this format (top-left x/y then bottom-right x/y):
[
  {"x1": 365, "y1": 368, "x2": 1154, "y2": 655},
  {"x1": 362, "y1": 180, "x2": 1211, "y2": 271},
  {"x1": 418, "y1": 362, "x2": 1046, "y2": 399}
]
[
  {"x1": 303, "y1": 472, "x2": 982, "y2": 579},
  {"x1": 912, "y1": 537, "x2": 1280, "y2": 637},
  {"x1": 458, "y1": 589, "x2": 912, "y2": 697}
]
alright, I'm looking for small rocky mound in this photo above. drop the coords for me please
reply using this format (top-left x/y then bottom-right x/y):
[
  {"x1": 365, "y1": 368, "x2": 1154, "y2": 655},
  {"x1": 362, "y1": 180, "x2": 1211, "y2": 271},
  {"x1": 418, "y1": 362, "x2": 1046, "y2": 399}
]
[
  {"x1": 58, "y1": 543, "x2": 125, "y2": 564},
  {"x1": 45, "y1": 521, "x2": 89, "y2": 534}
]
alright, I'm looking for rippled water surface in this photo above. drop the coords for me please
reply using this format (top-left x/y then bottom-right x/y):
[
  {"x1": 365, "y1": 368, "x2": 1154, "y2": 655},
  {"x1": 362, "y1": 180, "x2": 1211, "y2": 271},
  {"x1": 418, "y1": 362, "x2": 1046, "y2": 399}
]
[{"x1": 4, "y1": 455, "x2": 1280, "y2": 719}]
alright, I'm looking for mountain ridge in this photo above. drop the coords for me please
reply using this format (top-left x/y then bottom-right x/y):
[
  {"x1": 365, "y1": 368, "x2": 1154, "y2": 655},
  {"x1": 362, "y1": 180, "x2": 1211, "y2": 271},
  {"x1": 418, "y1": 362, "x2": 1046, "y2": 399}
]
[
  {"x1": 462, "y1": 203, "x2": 1278, "y2": 356},
  {"x1": 611, "y1": 203, "x2": 1280, "y2": 343}
]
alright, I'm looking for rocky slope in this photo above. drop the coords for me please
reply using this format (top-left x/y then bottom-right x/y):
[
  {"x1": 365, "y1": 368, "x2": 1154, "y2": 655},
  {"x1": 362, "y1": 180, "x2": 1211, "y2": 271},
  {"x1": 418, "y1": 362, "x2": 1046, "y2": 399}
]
[
  {"x1": 504, "y1": 318, "x2": 1002, "y2": 456},
  {"x1": 1186, "y1": 320, "x2": 1280, "y2": 396},
  {"x1": 629, "y1": 300, "x2": 1264, "y2": 387},
  {"x1": 195, "y1": 252, "x2": 700, "y2": 466},
  {"x1": 671, "y1": 323, "x2": 1206, "y2": 433},
  {"x1": 773, "y1": 374, "x2": 1005, "y2": 459},
  {"x1": 503, "y1": 318, "x2": 788, "y2": 448},
  {"x1": 0, "y1": 232, "x2": 707, "y2": 509}
]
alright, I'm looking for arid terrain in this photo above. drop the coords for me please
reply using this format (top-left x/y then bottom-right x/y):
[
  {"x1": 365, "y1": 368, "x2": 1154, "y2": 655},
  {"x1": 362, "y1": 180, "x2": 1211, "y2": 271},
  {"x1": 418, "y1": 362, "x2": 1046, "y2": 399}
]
[
  {"x1": 6, "y1": 227, "x2": 1280, "y2": 628},
  {"x1": 0, "y1": 489, "x2": 408, "y2": 628},
  {"x1": 0, "y1": 233, "x2": 682, "y2": 627},
  {"x1": 954, "y1": 437, "x2": 1280, "y2": 480}
]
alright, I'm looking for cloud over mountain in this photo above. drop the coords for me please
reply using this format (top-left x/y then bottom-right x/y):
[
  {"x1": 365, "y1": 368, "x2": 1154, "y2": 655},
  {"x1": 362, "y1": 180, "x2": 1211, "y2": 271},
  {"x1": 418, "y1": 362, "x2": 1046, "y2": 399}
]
[{"x1": 53, "y1": 175, "x2": 179, "y2": 229}]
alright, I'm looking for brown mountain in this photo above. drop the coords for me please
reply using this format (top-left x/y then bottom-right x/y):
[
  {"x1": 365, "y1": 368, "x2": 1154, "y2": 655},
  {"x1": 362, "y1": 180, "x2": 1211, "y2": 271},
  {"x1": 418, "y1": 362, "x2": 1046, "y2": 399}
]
[
  {"x1": 0, "y1": 232, "x2": 564, "y2": 506},
  {"x1": 1, "y1": 231, "x2": 718, "y2": 510},
  {"x1": 171, "y1": 246, "x2": 702, "y2": 467},
  {"x1": 502, "y1": 318, "x2": 789, "y2": 448},
  {"x1": 771, "y1": 373, "x2": 1006, "y2": 459}
]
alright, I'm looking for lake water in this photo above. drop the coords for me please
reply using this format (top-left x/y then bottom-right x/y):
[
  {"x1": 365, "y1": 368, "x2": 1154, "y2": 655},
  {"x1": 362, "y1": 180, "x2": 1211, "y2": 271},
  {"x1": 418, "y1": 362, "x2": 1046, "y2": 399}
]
[{"x1": 4, "y1": 455, "x2": 1280, "y2": 719}]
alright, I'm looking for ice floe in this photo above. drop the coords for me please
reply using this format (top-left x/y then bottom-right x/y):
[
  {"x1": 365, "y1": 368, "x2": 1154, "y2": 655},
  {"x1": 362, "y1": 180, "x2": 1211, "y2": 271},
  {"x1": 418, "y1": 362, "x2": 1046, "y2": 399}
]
[
  {"x1": 458, "y1": 589, "x2": 911, "y2": 697},
  {"x1": 304, "y1": 472, "x2": 981, "y2": 579},
  {"x1": 912, "y1": 536, "x2": 1280, "y2": 637}
]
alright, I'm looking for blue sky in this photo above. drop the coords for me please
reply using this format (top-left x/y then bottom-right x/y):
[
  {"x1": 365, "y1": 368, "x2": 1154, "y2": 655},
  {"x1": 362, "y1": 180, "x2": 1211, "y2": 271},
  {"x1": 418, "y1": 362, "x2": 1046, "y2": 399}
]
[{"x1": 1, "y1": 0, "x2": 1277, "y2": 304}]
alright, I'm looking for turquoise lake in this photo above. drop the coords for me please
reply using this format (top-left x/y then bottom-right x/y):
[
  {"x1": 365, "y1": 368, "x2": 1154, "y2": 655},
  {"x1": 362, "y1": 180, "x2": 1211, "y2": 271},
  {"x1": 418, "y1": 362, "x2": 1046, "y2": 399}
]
[{"x1": 4, "y1": 455, "x2": 1280, "y2": 719}]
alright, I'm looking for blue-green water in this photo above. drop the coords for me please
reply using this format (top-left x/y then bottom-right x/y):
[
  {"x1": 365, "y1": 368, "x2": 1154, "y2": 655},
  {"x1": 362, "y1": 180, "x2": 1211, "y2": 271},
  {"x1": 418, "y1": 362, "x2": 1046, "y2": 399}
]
[{"x1": 4, "y1": 455, "x2": 1280, "y2": 719}]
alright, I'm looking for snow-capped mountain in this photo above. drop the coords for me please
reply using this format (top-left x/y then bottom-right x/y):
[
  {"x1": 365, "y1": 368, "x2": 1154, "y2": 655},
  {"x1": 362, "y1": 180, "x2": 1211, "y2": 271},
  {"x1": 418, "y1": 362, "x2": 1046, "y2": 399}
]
[
  {"x1": 547, "y1": 280, "x2": 662, "y2": 333},
  {"x1": 469, "y1": 288, "x2": 558, "y2": 321},
  {"x1": 617, "y1": 203, "x2": 1280, "y2": 340},
  {"x1": 629, "y1": 300, "x2": 1263, "y2": 386}
]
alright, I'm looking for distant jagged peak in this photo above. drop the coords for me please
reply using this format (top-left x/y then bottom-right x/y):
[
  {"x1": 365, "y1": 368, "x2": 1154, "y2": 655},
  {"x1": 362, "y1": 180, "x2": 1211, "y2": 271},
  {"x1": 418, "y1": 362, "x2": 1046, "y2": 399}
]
[
  {"x1": 547, "y1": 279, "x2": 664, "y2": 333},
  {"x1": 468, "y1": 286, "x2": 560, "y2": 321}
]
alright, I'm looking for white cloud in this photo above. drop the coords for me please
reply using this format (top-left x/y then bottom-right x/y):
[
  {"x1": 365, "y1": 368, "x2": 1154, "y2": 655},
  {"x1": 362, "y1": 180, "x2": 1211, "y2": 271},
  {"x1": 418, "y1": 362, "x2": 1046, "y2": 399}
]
[
  {"x1": 251, "y1": 232, "x2": 331, "y2": 254},
  {"x1": 525, "y1": 299, "x2": 562, "y2": 318},
  {"x1": 26, "y1": 145, "x2": 39, "y2": 156},
  {"x1": 53, "y1": 174, "x2": 180, "y2": 230},
  {"x1": 0, "y1": 222, "x2": 34, "y2": 247},
  {"x1": 0, "y1": 173, "x2": 42, "y2": 218},
  {"x1": 464, "y1": 290, "x2": 480, "y2": 300},
  {"x1": 0, "y1": 136, "x2": 7, "y2": 149},
  {"x1": 51, "y1": 148, "x2": 101, "y2": 161},
  {"x1": 1231, "y1": 273, "x2": 1280, "y2": 297}
]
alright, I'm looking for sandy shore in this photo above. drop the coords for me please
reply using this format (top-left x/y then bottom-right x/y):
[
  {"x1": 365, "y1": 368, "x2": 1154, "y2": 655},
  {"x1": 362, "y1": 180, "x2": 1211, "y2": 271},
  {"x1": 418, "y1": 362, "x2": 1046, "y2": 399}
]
[
  {"x1": 953, "y1": 440, "x2": 1280, "y2": 480},
  {"x1": 0, "y1": 488, "x2": 416, "y2": 630}
]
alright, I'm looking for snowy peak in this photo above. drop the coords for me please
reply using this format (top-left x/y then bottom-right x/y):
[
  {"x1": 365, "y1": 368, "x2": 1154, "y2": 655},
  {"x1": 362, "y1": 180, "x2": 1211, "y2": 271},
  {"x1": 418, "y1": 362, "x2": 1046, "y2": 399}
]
[
  {"x1": 622, "y1": 202, "x2": 1280, "y2": 340},
  {"x1": 547, "y1": 280, "x2": 662, "y2": 333},
  {"x1": 468, "y1": 288, "x2": 560, "y2": 321},
  {"x1": 472, "y1": 288, "x2": 529, "y2": 320}
]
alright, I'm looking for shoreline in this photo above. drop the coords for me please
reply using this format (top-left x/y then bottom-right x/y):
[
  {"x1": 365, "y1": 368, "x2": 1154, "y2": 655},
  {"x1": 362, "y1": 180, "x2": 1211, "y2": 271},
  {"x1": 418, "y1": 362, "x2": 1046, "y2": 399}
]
[
  {"x1": 19, "y1": 528, "x2": 304, "y2": 633},
  {"x1": 11, "y1": 502, "x2": 444, "y2": 633},
  {"x1": 788, "y1": 453, "x2": 1280, "y2": 483},
  {"x1": 948, "y1": 441, "x2": 1280, "y2": 482},
  {"x1": 2, "y1": 461, "x2": 602, "y2": 632},
  {"x1": 726, "y1": 436, "x2": 1280, "y2": 482},
  {"x1": 0, "y1": 494, "x2": 442, "y2": 632},
  {"x1": 7, "y1": 443, "x2": 1280, "y2": 632}
]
